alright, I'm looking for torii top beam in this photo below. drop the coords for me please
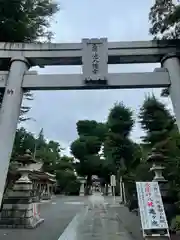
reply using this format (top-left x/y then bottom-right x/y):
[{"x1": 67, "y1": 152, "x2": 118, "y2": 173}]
[{"x1": 0, "y1": 39, "x2": 180, "y2": 67}]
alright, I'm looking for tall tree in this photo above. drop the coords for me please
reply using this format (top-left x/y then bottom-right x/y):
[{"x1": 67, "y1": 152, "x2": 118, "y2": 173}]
[
  {"x1": 139, "y1": 95, "x2": 175, "y2": 149},
  {"x1": 149, "y1": 0, "x2": 180, "y2": 97},
  {"x1": 70, "y1": 120, "x2": 106, "y2": 194},
  {"x1": 0, "y1": 0, "x2": 60, "y2": 121},
  {"x1": 55, "y1": 156, "x2": 80, "y2": 195},
  {"x1": 139, "y1": 95, "x2": 180, "y2": 197},
  {"x1": 104, "y1": 103, "x2": 134, "y2": 169},
  {"x1": 104, "y1": 102, "x2": 136, "y2": 196},
  {"x1": 0, "y1": 0, "x2": 59, "y2": 42}
]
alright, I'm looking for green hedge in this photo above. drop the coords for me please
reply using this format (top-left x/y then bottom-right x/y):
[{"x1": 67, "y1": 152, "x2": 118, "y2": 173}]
[
  {"x1": 64, "y1": 180, "x2": 81, "y2": 195},
  {"x1": 171, "y1": 215, "x2": 180, "y2": 231}
]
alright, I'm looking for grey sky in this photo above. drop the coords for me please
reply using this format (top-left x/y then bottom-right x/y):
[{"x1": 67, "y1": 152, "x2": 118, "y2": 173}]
[{"x1": 22, "y1": 0, "x2": 173, "y2": 155}]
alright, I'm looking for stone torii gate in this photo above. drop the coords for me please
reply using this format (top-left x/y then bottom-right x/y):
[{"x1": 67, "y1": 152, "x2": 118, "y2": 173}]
[{"x1": 0, "y1": 38, "x2": 179, "y2": 205}]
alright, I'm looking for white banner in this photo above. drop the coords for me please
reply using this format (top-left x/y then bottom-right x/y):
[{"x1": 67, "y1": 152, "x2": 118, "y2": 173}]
[{"x1": 136, "y1": 182, "x2": 168, "y2": 230}]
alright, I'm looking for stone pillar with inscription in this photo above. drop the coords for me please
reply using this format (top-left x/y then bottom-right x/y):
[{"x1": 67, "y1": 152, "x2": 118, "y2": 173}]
[
  {"x1": 82, "y1": 38, "x2": 108, "y2": 87},
  {"x1": 147, "y1": 148, "x2": 176, "y2": 228}
]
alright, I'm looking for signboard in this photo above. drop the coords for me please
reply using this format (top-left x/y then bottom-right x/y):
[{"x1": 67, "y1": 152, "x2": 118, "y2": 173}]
[
  {"x1": 136, "y1": 182, "x2": 168, "y2": 230},
  {"x1": 82, "y1": 38, "x2": 108, "y2": 83},
  {"x1": 110, "y1": 175, "x2": 116, "y2": 186}
]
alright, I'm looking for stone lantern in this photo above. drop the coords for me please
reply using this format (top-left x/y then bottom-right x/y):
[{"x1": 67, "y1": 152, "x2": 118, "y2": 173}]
[
  {"x1": 147, "y1": 148, "x2": 168, "y2": 199},
  {"x1": 0, "y1": 150, "x2": 44, "y2": 228},
  {"x1": 147, "y1": 148, "x2": 176, "y2": 226},
  {"x1": 15, "y1": 149, "x2": 36, "y2": 186},
  {"x1": 148, "y1": 148, "x2": 166, "y2": 181}
]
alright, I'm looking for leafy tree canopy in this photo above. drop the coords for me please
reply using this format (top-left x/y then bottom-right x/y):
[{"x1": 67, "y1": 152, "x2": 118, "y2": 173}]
[
  {"x1": 149, "y1": 0, "x2": 179, "y2": 39},
  {"x1": 139, "y1": 95, "x2": 176, "y2": 147},
  {"x1": 149, "y1": 0, "x2": 180, "y2": 96},
  {"x1": 107, "y1": 102, "x2": 134, "y2": 137},
  {"x1": 0, "y1": 0, "x2": 59, "y2": 43}
]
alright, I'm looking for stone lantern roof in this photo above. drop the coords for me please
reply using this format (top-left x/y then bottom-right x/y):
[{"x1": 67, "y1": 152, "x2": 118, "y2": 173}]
[
  {"x1": 147, "y1": 148, "x2": 165, "y2": 163},
  {"x1": 15, "y1": 149, "x2": 36, "y2": 166}
]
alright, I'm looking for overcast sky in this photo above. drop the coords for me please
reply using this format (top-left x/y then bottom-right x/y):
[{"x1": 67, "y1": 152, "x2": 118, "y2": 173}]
[{"x1": 22, "y1": 0, "x2": 173, "y2": 155}]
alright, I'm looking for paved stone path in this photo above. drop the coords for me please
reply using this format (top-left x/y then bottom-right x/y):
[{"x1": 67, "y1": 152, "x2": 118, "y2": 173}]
[
  {"x1": 0, "y1": 196, "x2": 133, "y2": 240},
  {"x1": 59, "y1": 201, "x2": 133, "y2": 240}
]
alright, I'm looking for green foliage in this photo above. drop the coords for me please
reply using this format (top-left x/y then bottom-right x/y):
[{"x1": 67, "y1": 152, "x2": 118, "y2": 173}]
[
  {"x1": 0, "y1": 0, "x2": 59, "y2": 122},
  {"x1": 170, "y1": 215, "x2": 180, "y2": 231},
  {"x1": 64, "y1": 180, "x2": 81, "y2": 196},
  {"x1": 12, "y1": 127, "x2": 36, "y2": 159},
  {"x1": 70, "y1": 120, "x2": 107, "y2": 194},
  {"x1": 98, "y1": 158, "x2": 116, "y2": 183},
  {"x1": 10, "y1": 127, "x2": 79, "y2": 195},
  {"x1": 70, "y1": 138, "x2": 88, "y2": 160},
  {"x1": 107, "y1": 103, "x2": 134, "y2": 137},
  {"x1": 104, "y1": 102, "x2": 135, "y2": 169},
  {"x1": 139, "y1": 95, "x2": 175, "y2": 148},
  {"x1": 149, "y1": 0, "x2": 180, "y2": 96},
  {"x1": 55, "y1": 155, "x2": 79, "y2": 195},
  {"x1": 149, "y1": 0, "x2": 178, "y2": 39},
  {"x1": 71, "y1": 120, "x2": 106, "y2": 178},
  {"x1": 0, "y1": 0, "x2": 59, "y2": 43},
  {"x1": 71, "y1": 136, "x2": 101, "y2": 158},
  {"x1": 139, "y1": 95, "x2": 180, "y2": 199},
  {"x1": 103, "y1": 102, "x2": 140, "y2": 197}
]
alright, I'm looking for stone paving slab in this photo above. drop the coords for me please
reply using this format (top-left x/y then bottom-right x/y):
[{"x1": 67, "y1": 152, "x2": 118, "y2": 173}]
[{"x1": 59, "y1": 204, "x2": 133, "y2": 240}]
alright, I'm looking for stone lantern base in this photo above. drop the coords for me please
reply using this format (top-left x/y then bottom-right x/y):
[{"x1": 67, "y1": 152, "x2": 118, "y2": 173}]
[{"x1": 0, "y1": 175, "x2": 44, "y2": 228}]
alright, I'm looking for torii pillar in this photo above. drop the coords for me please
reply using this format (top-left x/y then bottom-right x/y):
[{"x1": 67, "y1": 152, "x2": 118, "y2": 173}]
[
  {"x1": 0, "y1": 57, "x2": 30, "y2": 206},
  {"x1": 161, "y1": 53, "x2": 180, "y2": 131}
]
